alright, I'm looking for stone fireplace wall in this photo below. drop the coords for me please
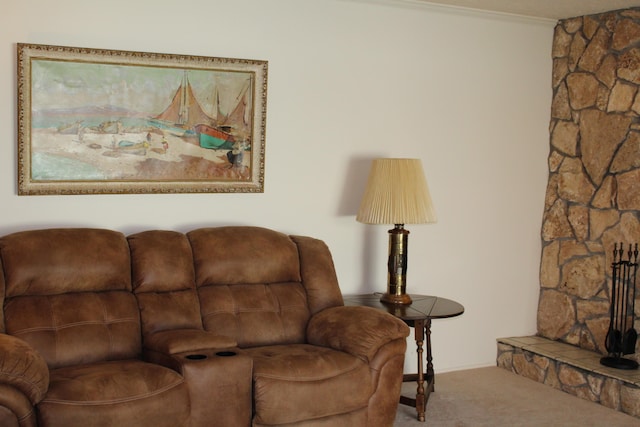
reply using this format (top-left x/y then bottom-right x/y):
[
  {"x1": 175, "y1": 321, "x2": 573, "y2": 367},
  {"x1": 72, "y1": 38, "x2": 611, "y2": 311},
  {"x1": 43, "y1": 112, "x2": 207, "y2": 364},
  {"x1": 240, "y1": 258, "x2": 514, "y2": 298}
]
[{"x1": 538, "y1": 8, "x2": 640, "y2": 358}]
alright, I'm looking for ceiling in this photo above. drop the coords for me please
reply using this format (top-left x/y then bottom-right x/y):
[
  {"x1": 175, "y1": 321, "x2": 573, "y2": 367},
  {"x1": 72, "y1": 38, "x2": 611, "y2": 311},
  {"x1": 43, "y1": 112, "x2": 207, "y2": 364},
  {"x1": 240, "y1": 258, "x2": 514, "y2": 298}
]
[{"x1": 413, "y1": 0, "x2": 640, "y2": 20}]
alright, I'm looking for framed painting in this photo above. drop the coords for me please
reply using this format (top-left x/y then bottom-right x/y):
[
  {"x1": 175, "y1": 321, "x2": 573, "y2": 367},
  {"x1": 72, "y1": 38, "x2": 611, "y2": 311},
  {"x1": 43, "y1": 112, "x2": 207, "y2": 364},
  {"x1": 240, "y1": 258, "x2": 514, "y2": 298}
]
[{"x1": 17, "y1": 43, "x2": 267, "y2": 195}]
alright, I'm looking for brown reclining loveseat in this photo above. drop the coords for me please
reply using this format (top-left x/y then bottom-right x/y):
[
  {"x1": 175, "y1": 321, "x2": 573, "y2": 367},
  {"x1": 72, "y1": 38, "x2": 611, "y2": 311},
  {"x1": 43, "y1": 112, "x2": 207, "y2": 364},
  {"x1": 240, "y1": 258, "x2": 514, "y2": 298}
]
[{"x1": 0, "y1": 226, "x2": 409, "y2": 426}]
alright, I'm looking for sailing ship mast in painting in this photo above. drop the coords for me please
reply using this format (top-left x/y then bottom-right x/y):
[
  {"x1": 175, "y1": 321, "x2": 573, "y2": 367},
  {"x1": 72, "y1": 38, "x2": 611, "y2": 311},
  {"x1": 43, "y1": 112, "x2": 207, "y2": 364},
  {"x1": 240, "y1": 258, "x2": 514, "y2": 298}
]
[
  {"x1": 151, "y1": 70, "x2": 252, "y2": 151},
  {"x1": 151, "y1": 71, "x2": 212, "y2": 134},
  {"x1": 195, "y1": 77, "x2": 252, "y2": 150},
  {"x1": 223, "y1": 80, "x2": 251, "y2": 136}
]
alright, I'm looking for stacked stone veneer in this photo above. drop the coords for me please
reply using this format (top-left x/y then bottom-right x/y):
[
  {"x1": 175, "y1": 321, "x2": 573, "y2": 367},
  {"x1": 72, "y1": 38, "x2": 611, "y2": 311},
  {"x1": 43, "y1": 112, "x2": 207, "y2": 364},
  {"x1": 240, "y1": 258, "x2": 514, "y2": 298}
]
[
  {"x1": 497, "y1": 337, "x2": 640, "y2": 417},
  {"x1": 538, "y1": 8, "x2": 640, "y2": 359}
]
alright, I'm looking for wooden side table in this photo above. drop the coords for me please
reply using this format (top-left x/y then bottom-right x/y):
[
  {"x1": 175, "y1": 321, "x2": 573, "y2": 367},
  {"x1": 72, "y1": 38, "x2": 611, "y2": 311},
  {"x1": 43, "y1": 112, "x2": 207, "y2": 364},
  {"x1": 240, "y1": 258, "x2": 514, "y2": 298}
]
[{"x1": 343, "y1": 294, "x2": 464, "y2": 422}]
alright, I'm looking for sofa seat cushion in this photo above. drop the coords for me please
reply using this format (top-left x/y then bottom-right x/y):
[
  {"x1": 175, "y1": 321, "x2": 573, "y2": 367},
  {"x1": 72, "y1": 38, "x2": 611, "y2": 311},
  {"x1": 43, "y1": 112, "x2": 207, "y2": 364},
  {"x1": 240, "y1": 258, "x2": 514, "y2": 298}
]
[
  {"x1": 37, "y1": 359, "x2": 189, "y2": 427},
  {"x1": 245, "y1": 344, "x2": 373, "y2": 425}
]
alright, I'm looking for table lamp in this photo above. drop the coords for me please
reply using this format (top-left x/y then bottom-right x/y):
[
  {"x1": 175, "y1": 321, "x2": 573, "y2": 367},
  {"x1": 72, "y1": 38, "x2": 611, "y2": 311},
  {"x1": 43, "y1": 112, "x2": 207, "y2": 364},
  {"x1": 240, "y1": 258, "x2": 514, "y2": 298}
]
[{"x1": 356, "y1": 158, "x2": 437, "y2": 304}]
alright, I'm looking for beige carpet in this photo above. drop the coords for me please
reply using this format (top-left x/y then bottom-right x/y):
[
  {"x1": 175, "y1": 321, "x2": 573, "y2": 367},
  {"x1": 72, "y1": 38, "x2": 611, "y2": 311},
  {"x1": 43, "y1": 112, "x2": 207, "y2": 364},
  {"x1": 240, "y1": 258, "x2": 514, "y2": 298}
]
[{"x1": 394, "y1": 367, "x2": 640, "y2": 426}]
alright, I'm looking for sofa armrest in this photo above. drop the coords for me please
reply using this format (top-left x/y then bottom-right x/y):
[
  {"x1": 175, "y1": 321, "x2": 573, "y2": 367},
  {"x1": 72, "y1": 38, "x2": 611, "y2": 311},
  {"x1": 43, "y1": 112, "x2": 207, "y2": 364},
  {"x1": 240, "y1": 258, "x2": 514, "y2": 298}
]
[
  {"x1": 0, "y1": 333, "x2": 49, "y2": 405},
  {"x1": 144, "y1": 329, "x2": 237, "y2": 355},
  {"x1": 306, "y1": 306, "x2": 410, "y2": 363}
]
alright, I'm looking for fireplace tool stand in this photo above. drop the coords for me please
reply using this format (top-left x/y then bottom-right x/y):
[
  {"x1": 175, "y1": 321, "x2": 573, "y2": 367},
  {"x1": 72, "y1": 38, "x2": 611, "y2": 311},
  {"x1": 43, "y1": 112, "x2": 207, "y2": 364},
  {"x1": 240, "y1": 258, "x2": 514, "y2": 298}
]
[{"x1": 601, "y1": 243, "x2": 639, "y2": 370}]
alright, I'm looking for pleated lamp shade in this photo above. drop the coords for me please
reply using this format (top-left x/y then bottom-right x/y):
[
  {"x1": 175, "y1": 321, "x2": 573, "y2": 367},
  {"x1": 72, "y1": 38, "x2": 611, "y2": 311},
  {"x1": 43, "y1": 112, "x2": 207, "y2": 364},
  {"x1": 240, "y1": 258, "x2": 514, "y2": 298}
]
[{"x1": 356, "y1": 158, "x2": 437, "y2": 225}]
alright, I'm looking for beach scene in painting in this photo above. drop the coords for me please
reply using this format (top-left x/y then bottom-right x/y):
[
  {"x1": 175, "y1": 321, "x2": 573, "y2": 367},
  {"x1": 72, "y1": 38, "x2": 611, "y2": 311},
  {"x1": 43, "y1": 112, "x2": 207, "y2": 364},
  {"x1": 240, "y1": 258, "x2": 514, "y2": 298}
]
[{"x1": 30, "y1": 59, "x2": 254, "y2": 182}]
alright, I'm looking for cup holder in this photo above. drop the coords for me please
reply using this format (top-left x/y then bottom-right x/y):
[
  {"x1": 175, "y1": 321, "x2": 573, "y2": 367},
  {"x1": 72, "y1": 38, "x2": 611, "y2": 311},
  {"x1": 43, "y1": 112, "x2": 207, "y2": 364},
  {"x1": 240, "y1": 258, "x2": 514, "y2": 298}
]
[
  {"x1": 185, "y1": 354, "x2": 207, "y2": 360},
  {"x1": 184, "y1": 351, "x2": 237, "y2": 360}
]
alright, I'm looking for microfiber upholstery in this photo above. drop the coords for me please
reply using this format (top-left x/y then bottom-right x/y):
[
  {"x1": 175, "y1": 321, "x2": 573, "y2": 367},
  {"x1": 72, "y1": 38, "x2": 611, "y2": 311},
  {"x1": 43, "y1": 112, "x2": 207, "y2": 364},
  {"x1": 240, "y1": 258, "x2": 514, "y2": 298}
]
[
  {"x1": 0, "y1": 228, "x2": 131, "y2": 297},
  {"x1": 4, "y1": 292, "x2": 140, "y2": 369},
  {"x1": 189, "y1": 226, "x2": 410, "y2": 426},
  {"x1": 0, "y1": 226, "x2": 409, "y2": 427},
  {"x1": 0, "y1": 228, "x2": 190, "y2": 427},
  {"x1": 128, "y1": 230, "x2": 203, "y2": 336},
  {"x1": 38, "y1": 360, "x2": 189, "y2": 427},
  {"x1": 0, "y1": 334, "x2": 48, "y2": 404},
  {"x1": 307, "y1": 305, "x2": 410, "y2": 363},
  {"x1": 188, "y1": 227, "x2": 310, "y2": 347},
  {"x1": 0, "y1": 229, "x2": 139, "y2": 369},
  {"x1": 188, "y1": 227, "x2": 302, "y2": 286},
  {"x1": 245, "y1": 344, "x2": 372, "y2": 425}
]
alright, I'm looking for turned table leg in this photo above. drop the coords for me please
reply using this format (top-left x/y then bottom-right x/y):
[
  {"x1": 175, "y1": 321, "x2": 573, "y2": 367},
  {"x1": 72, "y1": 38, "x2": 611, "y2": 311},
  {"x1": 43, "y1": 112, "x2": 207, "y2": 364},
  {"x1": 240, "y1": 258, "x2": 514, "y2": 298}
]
[
  {"x1": 425, "y1": 319, "x2": 434, "y2": 393},
  {"x1": 415, "y1": 318, "x2": 426, "y2": 421}
]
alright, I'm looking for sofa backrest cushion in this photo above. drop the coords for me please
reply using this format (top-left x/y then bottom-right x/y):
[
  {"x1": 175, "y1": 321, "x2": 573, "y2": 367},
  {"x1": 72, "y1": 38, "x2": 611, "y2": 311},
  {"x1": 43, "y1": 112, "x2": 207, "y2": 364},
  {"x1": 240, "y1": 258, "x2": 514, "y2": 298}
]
[
  {"x1": 0, "y1": 228, "x2": 140, "y2": 369},
  {"x1": 289, "y1": 235, "x2": 344, "y2": 315},
  {"x1": 188, "y1": 226, "x2": 311, "y2": 347},
  {"x1": 128, "y1": 230, "x2": 203, "y2": 336}
]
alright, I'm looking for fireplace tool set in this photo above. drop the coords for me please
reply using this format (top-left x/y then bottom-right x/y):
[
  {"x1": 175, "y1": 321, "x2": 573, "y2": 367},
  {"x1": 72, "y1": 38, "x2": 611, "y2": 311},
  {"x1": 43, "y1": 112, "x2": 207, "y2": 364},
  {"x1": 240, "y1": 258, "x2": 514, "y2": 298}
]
[{"x1": 601, "y1": 243, "x2": 639, "y2": 370}]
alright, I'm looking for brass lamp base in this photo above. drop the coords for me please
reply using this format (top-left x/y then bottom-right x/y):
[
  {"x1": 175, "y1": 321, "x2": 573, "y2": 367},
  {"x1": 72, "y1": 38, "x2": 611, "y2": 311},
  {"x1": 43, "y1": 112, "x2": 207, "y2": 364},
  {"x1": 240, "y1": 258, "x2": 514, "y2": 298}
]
[
  {"x1": 380, "y1": 292, "x2": 413, "y2": 305},
  {"x1": 380, "y1": 224, "x2": 412, "y2": 305}
]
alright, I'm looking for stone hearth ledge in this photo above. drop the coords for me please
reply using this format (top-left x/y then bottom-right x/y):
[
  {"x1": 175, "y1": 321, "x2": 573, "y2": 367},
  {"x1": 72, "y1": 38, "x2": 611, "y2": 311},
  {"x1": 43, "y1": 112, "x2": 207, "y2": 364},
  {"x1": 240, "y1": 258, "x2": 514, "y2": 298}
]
[{"x1": 497, "y1": 336, "x2": 640, "y2": 418}]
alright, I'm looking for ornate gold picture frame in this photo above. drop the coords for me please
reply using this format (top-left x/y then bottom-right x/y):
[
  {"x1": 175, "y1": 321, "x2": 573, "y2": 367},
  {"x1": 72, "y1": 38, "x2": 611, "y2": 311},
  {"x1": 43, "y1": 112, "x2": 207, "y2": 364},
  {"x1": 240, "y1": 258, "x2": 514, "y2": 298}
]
[{"x1": 17, "y1": 43, "x2": 267, "y2": 195}]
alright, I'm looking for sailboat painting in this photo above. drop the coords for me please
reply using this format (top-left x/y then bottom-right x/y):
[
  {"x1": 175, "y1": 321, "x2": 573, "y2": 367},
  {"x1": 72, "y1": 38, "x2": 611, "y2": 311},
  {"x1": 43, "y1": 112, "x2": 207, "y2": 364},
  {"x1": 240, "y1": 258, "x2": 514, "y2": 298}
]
[{"x1": 17, "y1": 43, "x2": 267, "y2": 195}]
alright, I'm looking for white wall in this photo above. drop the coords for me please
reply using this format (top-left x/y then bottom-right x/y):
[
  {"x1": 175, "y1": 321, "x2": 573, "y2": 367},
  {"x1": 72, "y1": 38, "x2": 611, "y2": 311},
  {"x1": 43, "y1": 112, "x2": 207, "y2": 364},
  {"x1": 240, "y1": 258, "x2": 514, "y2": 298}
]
[{"x1": 1, "y1": 0, "x2": 554, "y2": 372}]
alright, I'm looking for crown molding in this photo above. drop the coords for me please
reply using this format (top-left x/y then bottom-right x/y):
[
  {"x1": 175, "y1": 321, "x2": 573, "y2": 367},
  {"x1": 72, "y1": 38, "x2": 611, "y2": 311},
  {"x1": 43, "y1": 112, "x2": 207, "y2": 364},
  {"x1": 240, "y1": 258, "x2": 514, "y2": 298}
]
[{"x1": 338, "y1": 0, "x2": 557, "y2": 26}]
